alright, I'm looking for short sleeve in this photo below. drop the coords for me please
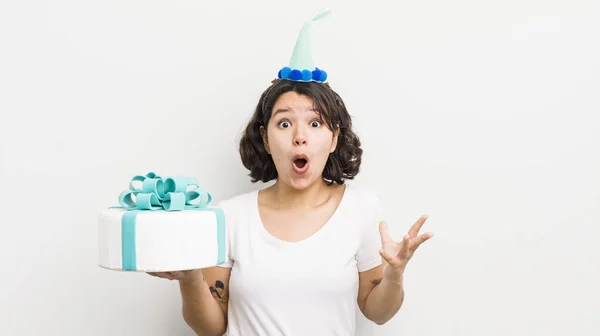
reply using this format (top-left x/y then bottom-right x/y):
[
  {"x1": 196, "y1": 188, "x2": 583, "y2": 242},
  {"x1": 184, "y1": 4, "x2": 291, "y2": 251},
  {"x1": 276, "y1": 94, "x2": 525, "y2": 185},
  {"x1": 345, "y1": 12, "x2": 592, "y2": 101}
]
[
  {"x1": 356, "y1": 192, "x2": 386, "y2": 272},
  {"x1": 216, "y1": 199, "x2": 234, "y2": 268}
]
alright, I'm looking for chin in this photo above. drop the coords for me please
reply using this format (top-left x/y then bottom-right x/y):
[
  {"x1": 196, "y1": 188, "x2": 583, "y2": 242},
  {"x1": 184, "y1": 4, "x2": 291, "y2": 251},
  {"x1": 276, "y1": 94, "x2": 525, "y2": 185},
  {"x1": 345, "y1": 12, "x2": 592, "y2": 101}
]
[
  {"x1": 288, "y1": 180, "x2": 313, "y2": 190},
  {"x1": 283, "y1": 172, "x2": 320, "y2": 191}
]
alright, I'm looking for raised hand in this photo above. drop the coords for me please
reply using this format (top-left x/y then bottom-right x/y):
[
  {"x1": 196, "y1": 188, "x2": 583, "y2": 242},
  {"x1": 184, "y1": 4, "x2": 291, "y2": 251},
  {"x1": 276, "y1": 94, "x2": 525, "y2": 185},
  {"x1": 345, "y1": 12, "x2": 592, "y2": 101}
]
[{"x1": 378, "y1": 215, "x2": 433, "y2": 282}]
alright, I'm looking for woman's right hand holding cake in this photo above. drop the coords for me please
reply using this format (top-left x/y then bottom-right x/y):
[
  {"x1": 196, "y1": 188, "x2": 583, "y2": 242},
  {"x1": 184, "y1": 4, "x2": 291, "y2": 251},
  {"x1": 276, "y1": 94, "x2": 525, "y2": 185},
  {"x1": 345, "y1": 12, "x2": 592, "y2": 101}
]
[{"x1": 147, "y1": 269, "x2": 203, "y2": 282}]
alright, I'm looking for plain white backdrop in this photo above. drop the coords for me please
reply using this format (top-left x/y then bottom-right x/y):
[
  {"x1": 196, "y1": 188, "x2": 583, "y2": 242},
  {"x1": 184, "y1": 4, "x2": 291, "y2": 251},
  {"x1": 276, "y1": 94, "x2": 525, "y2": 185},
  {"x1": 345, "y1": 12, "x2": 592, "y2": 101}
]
[{"x1": 1, "y1": 0, "x2": 599, "y2": 335}]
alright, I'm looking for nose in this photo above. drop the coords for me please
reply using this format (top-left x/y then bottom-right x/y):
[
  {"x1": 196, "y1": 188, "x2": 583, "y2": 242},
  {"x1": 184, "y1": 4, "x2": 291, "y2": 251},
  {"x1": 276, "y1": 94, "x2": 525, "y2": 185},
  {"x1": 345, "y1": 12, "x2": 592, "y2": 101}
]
[
  {"x1": 293, "y1": 128, "x2": 307, "y2": 146},
  {"x1": 294, "y1": 136, "x2": 307, "y2": 146}
]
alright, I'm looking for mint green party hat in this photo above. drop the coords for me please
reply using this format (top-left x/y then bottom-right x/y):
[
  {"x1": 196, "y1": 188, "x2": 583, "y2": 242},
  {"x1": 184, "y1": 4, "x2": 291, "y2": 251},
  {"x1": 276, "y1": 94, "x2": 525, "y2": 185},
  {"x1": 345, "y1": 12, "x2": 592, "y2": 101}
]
[{"x1": 277, "y1": 8, "x2": 331, "y2": 82}]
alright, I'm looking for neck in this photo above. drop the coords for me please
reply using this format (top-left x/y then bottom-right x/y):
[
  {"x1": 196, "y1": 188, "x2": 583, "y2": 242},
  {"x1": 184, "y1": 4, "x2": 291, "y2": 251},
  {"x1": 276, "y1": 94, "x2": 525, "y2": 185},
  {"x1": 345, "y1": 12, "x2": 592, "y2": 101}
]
[{"x1": 271, "y1": 178, "x2": 334, "y2": 211}]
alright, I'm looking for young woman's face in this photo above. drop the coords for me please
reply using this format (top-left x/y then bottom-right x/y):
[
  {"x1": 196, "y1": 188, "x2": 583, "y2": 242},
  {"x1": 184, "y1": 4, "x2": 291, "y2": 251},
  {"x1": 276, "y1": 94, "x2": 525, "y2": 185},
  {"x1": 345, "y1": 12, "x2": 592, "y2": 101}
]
[{"x1": 262, "y1": 91, "x2": 338, "y2": 190}]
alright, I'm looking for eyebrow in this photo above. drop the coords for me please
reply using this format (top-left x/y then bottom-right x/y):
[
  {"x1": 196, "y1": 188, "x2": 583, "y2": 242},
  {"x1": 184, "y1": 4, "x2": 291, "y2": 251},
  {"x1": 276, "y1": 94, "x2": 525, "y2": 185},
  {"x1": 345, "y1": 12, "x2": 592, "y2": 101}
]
[
  {"x1": 273, "y1": 107, "x2": 318, "y2": 117},
  {"x1": 273, "y1": 107, "x2": 292, "y2": 116}
]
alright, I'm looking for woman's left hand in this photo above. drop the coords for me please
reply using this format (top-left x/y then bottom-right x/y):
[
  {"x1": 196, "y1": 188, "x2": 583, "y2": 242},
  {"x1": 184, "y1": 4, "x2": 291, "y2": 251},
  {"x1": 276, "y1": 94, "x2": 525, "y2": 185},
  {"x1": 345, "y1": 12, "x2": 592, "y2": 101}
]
[{"x1": 378, "y1": 215, "x2": 434, "y2": 282}]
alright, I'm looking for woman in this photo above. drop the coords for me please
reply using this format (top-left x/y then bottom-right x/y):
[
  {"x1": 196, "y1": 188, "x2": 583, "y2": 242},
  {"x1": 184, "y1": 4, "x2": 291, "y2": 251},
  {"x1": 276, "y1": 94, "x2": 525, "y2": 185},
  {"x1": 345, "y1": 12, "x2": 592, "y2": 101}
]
[{"x1": 149, "y1": 79, "x2": 433, "y2": 335}]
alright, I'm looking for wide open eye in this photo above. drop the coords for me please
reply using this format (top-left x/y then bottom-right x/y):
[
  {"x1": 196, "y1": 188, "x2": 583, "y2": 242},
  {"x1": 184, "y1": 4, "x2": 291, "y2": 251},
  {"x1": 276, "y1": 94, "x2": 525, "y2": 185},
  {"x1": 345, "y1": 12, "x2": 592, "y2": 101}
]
[
  {"x1": 310, "y1": 120, "x2": 321, "y2": 127},
  {"x1": 278, "y1": 120, "x2": 291, "y2": 128}
]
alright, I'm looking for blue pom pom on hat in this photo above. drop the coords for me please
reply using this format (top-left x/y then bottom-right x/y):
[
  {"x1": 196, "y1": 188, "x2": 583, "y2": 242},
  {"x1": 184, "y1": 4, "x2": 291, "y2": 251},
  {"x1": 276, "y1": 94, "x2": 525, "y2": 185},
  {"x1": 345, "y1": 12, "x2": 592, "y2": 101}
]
[{"x1": 277, "y1": 8, "x2": 331, "y2": 83}]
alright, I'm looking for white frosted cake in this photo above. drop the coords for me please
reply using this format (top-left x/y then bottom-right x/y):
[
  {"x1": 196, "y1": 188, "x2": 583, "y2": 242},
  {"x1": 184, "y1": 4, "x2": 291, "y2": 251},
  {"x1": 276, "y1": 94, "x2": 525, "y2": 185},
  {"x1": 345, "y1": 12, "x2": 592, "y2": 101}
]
[{"x1": 97, "y1": 172, "x2": 226, "y2": 272}]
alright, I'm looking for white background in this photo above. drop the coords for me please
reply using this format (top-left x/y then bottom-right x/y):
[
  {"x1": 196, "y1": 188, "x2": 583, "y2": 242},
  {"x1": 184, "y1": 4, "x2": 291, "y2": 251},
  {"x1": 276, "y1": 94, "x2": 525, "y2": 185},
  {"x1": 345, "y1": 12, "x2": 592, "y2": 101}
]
[{"x1": 1, "y1": 0, "x2": 599, "y2": 335}]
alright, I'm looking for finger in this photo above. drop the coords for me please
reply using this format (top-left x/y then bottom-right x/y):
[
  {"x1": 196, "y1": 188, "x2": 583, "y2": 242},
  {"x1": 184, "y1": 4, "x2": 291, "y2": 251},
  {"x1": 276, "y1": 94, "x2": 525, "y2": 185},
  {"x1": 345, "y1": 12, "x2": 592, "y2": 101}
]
[
  {"x1": 170, "y1": 271, "x2": 187, "y2": 279},
  {"x1": 378, "y1": 221, "x2": 393, "y2": 244},
  {"x1": 412, "y1": 232, "x2": 434, "y2": 249},
  {"x1": 408, "y1": 215, "x2": 428, "y2": 238},
  {"x1": 148, "y1": 272, "x2": 175, "y2": 280},
  {"x1": 398, "y1": 234, "x2": 410, "y2": 258},
  {"x1": 379, "y1": 249, "x2": 402, "y2": 268}
]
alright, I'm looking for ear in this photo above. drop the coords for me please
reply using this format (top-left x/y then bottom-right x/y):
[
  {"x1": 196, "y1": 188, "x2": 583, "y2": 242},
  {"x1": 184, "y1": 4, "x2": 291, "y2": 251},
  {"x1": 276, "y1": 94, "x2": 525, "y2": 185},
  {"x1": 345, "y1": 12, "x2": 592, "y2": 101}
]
[
  {"x1": 260, "y1": 125, "x2": 271, "y2": 154},
  {"x1": 330, "y1": 124, "x2": 340, "y2": 153}
]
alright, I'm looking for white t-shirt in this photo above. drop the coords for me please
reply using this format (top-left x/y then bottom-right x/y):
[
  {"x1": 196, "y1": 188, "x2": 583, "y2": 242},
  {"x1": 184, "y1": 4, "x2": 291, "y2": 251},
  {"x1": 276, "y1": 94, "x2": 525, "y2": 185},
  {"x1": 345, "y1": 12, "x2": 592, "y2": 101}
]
[{"x1": 217, "y1": 184, "x2": 385, "y2": 335}]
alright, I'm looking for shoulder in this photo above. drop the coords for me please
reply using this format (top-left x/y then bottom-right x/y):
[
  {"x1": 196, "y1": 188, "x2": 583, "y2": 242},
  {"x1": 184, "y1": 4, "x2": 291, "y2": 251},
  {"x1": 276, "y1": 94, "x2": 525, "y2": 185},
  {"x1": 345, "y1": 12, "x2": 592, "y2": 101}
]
[
  {"x1": 214, "y1": 190, "x2": 259, "y2": 267},
  {"x1": 216, "y1": 189, "x2": 258, "y2": 216},
  {"x1": 343, "y1": 183, "x2": 383, "y2": 210},
  {"x1": 341, "y1": 184, "x2": 386, "y2": 229}
]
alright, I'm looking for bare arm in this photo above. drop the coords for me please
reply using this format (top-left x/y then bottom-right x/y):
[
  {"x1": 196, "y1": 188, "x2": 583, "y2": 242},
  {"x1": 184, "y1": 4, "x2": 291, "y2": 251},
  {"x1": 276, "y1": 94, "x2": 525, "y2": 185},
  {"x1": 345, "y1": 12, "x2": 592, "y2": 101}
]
[
  {"x1": 357, "y1": 265, "x2": 404, "y2": 325},
  {"x1": 149, "y1": 267, "x2": 231, "y2": 336},
  {"x1": 180, "y1": 267, "x2": 231, "y2": 335}
]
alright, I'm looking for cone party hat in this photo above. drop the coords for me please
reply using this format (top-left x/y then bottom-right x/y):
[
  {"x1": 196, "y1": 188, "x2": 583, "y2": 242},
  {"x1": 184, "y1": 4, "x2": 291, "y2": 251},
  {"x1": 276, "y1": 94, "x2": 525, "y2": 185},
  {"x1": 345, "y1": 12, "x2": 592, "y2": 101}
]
[{"x1": 277, "y1": 8, "x2": 331, "y2": 83}]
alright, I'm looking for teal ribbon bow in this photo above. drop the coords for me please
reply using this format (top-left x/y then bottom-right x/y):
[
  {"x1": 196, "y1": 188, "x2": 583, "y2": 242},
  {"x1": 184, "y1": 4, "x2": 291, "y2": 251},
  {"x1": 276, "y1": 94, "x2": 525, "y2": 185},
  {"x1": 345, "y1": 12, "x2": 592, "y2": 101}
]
[{"x1": 118, "y1": 172, "x2": 212, "y2": 211}]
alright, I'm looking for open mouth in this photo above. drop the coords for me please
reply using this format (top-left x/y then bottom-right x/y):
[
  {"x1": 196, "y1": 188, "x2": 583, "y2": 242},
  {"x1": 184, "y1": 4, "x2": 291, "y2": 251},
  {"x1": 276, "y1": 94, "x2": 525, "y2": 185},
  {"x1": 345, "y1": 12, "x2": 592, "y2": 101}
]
[
  {"x1": 294, "y1": 158, "x2": 307, "y2": 168},
  {"x1": 292, "y1": 154, "x2": 309, "y2": 173}
]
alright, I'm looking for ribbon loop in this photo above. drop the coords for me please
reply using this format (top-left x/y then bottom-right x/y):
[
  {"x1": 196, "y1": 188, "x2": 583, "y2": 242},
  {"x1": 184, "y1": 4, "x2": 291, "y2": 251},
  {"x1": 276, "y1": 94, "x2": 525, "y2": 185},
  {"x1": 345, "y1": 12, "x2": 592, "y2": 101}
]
[
  {"x1": 186, "y1": 186, "x2": 212, "y2": 208},
  {"x1": 163, "y1": 192, "x2": 186, "y2": 211},
  {"x1": 117, "y1": 172, "x2": 212, "y2": 211}
]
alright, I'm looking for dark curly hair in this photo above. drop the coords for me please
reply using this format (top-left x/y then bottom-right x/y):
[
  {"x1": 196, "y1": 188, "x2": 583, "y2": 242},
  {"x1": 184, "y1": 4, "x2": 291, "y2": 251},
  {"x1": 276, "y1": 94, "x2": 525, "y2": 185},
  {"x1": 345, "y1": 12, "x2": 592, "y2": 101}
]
[{"x1": 239, "y1": 79, "x2": 362, "y2": 185}]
